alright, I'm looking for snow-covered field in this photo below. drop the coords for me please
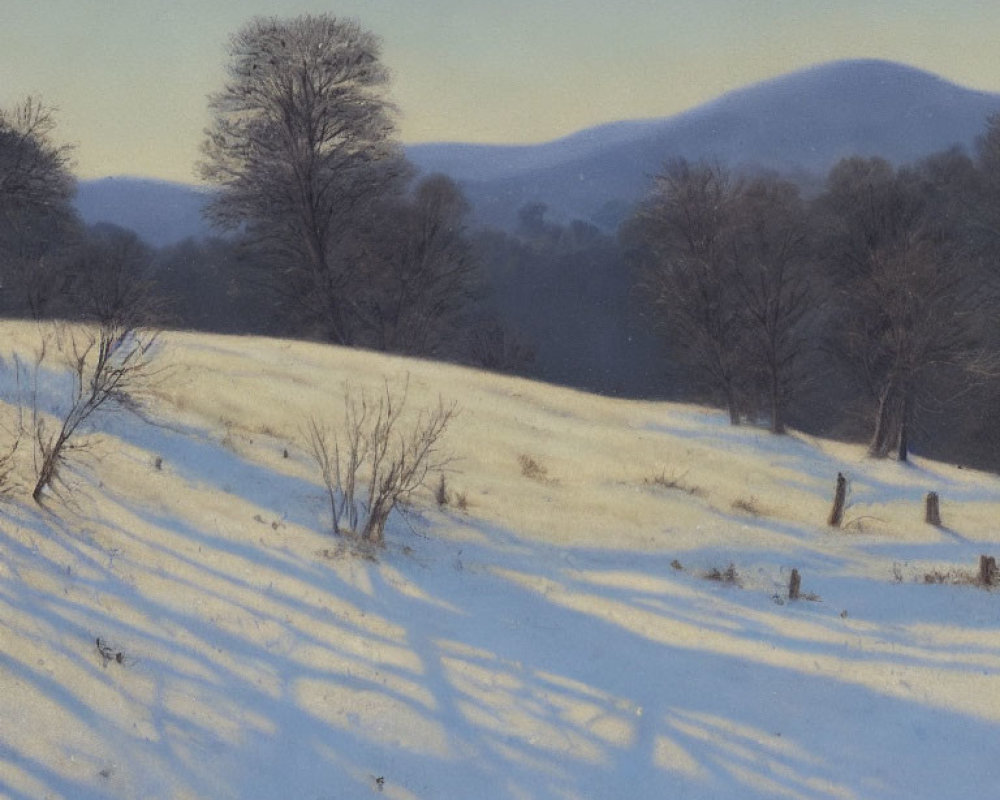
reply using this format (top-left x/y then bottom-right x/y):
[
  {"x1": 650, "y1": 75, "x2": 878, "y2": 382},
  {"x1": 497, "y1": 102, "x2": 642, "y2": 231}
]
[{"x1": 1, "y1": 322, "x2": 999, "y2": 799}]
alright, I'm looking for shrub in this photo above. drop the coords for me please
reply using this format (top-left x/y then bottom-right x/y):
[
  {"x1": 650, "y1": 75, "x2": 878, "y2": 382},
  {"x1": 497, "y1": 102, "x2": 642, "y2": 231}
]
[
  {"x1": 31, "y1": 322, "x2": 159, "y2": 503},
  {"x1": 305, "y1": 379, "x2": 455, "y2": 547}
]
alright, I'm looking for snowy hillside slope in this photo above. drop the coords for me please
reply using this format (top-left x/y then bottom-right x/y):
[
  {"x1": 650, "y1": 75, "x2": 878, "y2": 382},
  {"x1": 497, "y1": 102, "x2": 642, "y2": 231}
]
[{"x1": 1, "y1": 322, "x2": 999, "y2": 799}]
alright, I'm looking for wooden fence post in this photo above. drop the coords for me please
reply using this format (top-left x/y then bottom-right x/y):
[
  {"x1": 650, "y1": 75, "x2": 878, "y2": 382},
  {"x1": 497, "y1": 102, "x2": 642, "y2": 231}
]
[
  {"x1": 828, "y1": 472, "x2": 846, "y2": 528},
  {"x1": 788, "y1": 568, "x2": 801, "y2": 601},
  {"x1": 925, "y1": 492, "x2": 941, "y2": 526},
  {"x1": 979, "y1": 555, "x2": 997, "y2": 586}
]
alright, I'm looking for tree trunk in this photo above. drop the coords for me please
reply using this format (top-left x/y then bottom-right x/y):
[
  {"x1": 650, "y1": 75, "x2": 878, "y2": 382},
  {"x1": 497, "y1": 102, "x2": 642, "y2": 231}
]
[
  {"x1": 725, "y1": 387, "x2": 740, "y2": 426},
  {"x1": 770, "y1": 371, "x2": 785, "y2": 434},
  {"x1": 896, "y1": 388, "x2": 912, "y2": 462},
  {"x1": 32, "y1": 430, "x2": 69, "y2": 504},
  {"x1": 869, "y1": 379, "x2": 902, "y2": 459}
]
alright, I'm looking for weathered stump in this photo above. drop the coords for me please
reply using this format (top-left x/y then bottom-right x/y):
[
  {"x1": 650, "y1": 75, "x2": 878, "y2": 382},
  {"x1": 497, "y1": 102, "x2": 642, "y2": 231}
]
[
  {"x1": 788, "y1": 568, "x2": 801, "y2": 601},
  {"x1": 828, "y1": 472, "x2": 847, "y2": 527},
  {"x1": 925, "y1": 492, "x2": 941, "y2": 526},
  {"x1": 979, "y1": 555, "x2": 997, "y2": 586}
]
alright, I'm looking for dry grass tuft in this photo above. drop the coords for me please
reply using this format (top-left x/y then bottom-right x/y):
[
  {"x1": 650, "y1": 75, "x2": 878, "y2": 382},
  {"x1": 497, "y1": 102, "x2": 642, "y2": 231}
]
[
  {"x1": 922, "y1": 569, "x2": 976, "y2": 585},
  {"x1": 518, "y1": 454, "x2": 554, "y2": 484},
  {"x1": 643, "y1": 469, "x2": 703, "y2": 497},
  {"x1": 730, "y1": 495, "x2": 764, "y2": 516},
  {"x1": 704, "y1": 563, "x2": 739, "y2": 584},
  {"x1": 924, "y1": 556, "x2": 998, "y2": 588},
  {"x1": 842, "y1": 515, "x2": 885, "y2": 534}
]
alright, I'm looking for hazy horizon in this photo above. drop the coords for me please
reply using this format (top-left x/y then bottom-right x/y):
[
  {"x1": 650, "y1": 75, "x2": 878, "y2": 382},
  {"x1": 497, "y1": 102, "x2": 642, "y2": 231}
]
[{"x1": 5, "y1": 1, "x2": 1000, "y2": 182}]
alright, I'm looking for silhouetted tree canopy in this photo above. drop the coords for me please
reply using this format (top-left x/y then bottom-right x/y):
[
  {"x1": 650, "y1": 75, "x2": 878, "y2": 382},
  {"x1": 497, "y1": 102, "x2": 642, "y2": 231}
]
[{"x1": 0, "y1": 97, "x2": 80, "y2": 318}]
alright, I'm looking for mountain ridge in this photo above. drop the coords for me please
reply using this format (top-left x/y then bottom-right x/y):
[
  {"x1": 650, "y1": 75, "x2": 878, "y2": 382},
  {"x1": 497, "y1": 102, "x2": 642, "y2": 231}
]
[
  {"x1": 74, "y1": 176, "x2": 214, "y2": 248},
  {"x1": 407, "y1": 59, "x2": 1000, "y2": 228},
  {"x1": 75, "y1": 59, "x2": 1000, "y2": 241}
]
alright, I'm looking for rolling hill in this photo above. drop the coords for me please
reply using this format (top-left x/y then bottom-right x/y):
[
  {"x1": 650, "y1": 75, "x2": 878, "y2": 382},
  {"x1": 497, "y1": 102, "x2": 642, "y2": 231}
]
[
  {"x1": 409, "y1": 58, "x2": 1000, "y2": 229},
  {"x1": 74, "y1": 60, "x2": 1000, "y2": 242},
  {"x1": 1, "y1": 323, "x2": 1000, "y2": 798},
  {"x1": 74, "y1": 178, "x2": 214, "y2": 248}
]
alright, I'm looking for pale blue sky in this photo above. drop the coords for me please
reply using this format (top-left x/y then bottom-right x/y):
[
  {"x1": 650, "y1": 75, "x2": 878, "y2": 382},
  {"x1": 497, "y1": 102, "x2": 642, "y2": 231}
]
[{"x1": 3, "y1": 1, "x2": 998, "y2": 181}]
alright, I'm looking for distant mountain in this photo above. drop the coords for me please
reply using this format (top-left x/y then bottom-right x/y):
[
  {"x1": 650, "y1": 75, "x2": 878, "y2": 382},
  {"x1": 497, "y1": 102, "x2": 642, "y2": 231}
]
[
  {"x1": 73, "y1": 60, "x2": 1000, "y2": 245},
  {"x1": 408, "y1": 59, "x2": 1000, "y2": 229},
  {"x1": 74, "y1": 177, "x2": 213, "y2": 248}
]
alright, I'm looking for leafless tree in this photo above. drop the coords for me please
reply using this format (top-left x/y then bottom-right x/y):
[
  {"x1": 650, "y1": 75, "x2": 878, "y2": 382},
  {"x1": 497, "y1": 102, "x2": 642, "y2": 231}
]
[
  {"x1": 71, "y1": 225, "x2": 161, "y2": 329},
  {"x1": 0, "y1": 97, "x2": 74, "y2": 210},
  {"x1": 200, "y1": 14, "x2": 407, "y2": 344},
  {"x1": 819, "y1": 156, "x2": 994, "y2": 461},
  {"x1": 304, "y1": 380, "x2": 455, "y2": 546},
  {"x1": 624, "y1": 160, "x2": 749, "y2": 424},
  {"x1": 0, "y1": 97, "x2": 79, "y2": 318},
  {"x1": 974, "y1": 114, "x2": 1000, "y2": 245},
  {"x1": 727, "y1": 175, "x2": 817, "y2": 434},
  {"x1": 350, "y1": 174, "x2": 479, "y2": 355}
]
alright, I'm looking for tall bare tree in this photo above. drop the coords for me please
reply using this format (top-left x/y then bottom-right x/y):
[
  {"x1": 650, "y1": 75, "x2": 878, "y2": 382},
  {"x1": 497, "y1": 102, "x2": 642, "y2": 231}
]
[
  {"x1": 200, "y1": 14, "x2": 406, "y2": 344},
  {"x1": 351, "y1": 174, "x2": 479, "y2": 355},
  {"x1": 819, "y1": 156, "x2": 993, "y2": 461},
  {"x1": 623, "y1": 160, "x2": 749, "y2": 423},
  {"x1": 727, "y1": 175, "x2": 816, "y2": 434}
]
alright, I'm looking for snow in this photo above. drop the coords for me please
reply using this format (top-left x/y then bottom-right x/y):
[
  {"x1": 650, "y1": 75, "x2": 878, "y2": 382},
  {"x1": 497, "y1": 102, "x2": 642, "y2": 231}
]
[{"x1": 1, "y1": 321, "x2": 1000, "y2": 799}]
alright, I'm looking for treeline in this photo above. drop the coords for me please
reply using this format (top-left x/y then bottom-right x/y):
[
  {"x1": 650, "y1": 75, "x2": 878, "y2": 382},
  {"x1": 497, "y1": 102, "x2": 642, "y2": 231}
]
[
  {"x1": 3, "y1": 12, "x2": 1000, "y2": 472},
  {"x1": 471, "y1": 204, "x2": 666, "y2": 394},
  {"x1": 623, "y1": 124, "x2": 1000, "y2": 467}
]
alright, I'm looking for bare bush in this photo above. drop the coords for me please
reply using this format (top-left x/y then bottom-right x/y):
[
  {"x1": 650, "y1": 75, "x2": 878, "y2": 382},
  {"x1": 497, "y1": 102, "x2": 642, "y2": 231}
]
[
  {"x1": 305, "y1": 380, "x2": 455, "y2": 546},
  {"x1": 30, "y1": 322, "x2": 159, "y2": 503}
]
